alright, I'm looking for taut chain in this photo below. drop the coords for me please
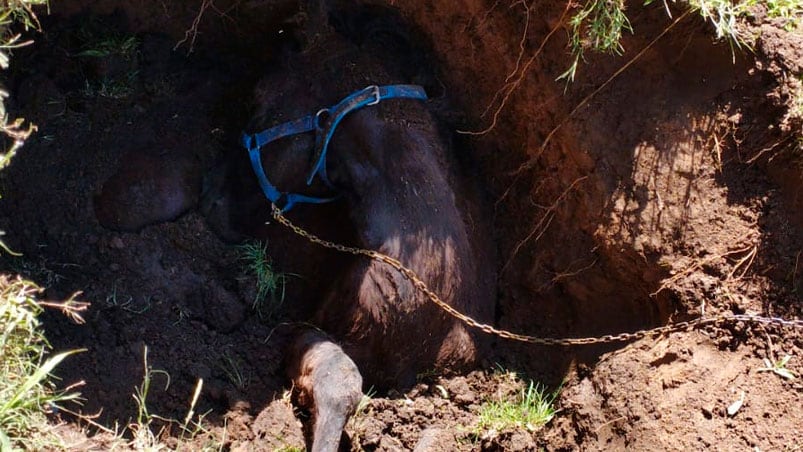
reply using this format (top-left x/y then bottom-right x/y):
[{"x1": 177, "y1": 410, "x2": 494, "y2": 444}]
[{"x1": 270, "y1": 204, "x2": 803, "y2": 346}]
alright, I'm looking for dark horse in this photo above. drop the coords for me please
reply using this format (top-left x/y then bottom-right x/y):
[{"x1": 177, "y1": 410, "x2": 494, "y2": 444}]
[{"x1": 204, "y1": 3, "x2": 494, "y2": 450}]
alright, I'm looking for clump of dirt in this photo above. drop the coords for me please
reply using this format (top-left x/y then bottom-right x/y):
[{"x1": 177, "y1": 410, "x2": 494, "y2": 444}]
[{"x1": 0, "y1": 0, "x2": 801, "y2": 450}]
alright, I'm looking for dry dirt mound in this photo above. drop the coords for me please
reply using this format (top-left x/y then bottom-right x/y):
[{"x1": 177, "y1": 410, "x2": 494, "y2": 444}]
[{"x1": 0, "y1": 0, "x2": 801, "y2": 450}]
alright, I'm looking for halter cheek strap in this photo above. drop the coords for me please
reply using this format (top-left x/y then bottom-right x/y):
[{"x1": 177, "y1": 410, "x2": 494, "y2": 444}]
[{"x1": 241, "y1": 84, "x2": 428, "y2": 212}]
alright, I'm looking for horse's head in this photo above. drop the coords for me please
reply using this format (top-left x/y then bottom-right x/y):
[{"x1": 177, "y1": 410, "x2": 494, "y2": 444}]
[
  {"x1": 237, "y1": 2, "x2": 443, "y2": 216},
  {"x1": 245, "y1": 71, "x2": 331, "y2": 202}
]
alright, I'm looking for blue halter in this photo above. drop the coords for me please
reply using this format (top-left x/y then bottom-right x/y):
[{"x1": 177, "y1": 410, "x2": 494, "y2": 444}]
[{"x1": 241, "y1": 84, "x2": 428, "y2": 212}]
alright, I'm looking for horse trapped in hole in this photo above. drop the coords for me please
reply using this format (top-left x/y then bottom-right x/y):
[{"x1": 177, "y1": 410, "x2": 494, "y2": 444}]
[{"x1": 204, "y1": 4, "x2": 495, "y2": 450}]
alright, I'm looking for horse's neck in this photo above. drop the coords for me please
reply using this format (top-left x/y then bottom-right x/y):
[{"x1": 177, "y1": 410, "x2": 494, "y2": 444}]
[{"x1": 349, "y1": 147, "x2": 466, "y2": 288}]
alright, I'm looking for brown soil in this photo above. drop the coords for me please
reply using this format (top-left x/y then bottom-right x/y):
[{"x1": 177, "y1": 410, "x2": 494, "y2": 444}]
[{"x1": 1, "y1": 0, "x2": 801, "y2": 450}]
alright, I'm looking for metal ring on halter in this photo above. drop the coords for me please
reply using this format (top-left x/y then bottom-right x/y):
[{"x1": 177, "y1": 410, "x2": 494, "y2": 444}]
[
  {"x1": 314, "y1": 108, "x2": 330, "y2": 130},
  {"x1": 365, "y1": 85, "x2": 381, "y2": 106}
]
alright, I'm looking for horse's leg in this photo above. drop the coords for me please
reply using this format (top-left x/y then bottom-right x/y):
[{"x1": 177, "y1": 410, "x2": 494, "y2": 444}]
[{"x1": 287, "y1": 328, "x2": 363, "y2": 452}]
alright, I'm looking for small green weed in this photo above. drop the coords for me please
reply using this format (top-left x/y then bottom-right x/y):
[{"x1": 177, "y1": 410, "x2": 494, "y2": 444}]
[
  {"x1": 355, "y1": 387, "x2": 376, "y2": 417},
  {"x1": 82, "y1": 72, "x2": 138, "y2": 99},
  {"x1": 119, "y1": 348, "x2": 223, "y2": 451},
  {"x1": 474, "y1": 377, "x2": 558, "y2": 436},
  {"x1": 104, "y1": 285, "x2": 152, "y2": 314},
  {"x1": 215, "y1": 352, "x2": 251, "y2": 391},
  {"x1": 73, "y1": 23, "x2": 140, "y2": 99},
  {"x1": 237, "y1": 241, "x2": 291, "y2": 321},
  {"x1": 0, "y1": 275, "x2": 85, "y2": 450},
  {"x1": 76, "y1": 34, "x2": 139, "y2": 59},
  {"x1": 758, "y1": 354, "x2": 798, "y2": 380},
  {"x1": 274, "y1": 446, "x2": 304, "y2": 452},
  {"x1": 128, "y1": 347, "x2": 172, "y2": 450}
]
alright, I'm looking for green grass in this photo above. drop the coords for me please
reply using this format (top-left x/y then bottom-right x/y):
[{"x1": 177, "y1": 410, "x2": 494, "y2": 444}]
[
  {"x1": 762, "y1": 0, "x2": 803, "y2": 29},
  {"x1": 215, "y1": 351, "x2": 251, "y2": 391},
  {"x1": 474, "y1": 378, "x2": 559, "y2": 435},
  {"x1": 124, "y1": 348, "x2": 223, "y2": 451},
  {"x1": 0, "y1": 0, "x2": 44, "y2": 170},
  {"x1": 0, "y1": 0, "x2": 46, "y2": 68},
  {"x1": 685, "y1": 0, "x2": 753, "y2": 44},
  {"x1": 0, "y1": 275, "x2": 84, "y2": 450},
  {"x1": 274, "y1": 447, "x2": 304, "y2": 452},
  {"x1": 560, "y1": 0, "x2": 633, "y2": 83},
  {"x1": 75, "y1": 34, "x2": 138, "y2": 59},
  {"x1": 561, "y1": 0, "x2": 803, "y2": 82},
  {"x1": 82, "y1": 73, "x2": 139, "y2": 99},
  {"x1": 237, "y1": 241, "x2": 290, "y2": 321},
  {"x1": 72, "y1": 22, "x2": 140, "y2": 100}
]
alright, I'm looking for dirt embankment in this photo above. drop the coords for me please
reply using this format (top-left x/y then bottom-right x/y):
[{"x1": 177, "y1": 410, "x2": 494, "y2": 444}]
[{"x1": 0, "y1": 0, "x2": 801, "y2": 450}]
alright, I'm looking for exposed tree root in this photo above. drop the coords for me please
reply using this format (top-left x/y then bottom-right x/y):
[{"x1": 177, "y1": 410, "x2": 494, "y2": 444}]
[
  {"x1": 651, "y1": 230, "x2": 760, "y2": 298},
  {"x1": 540, "y1": 255, "x2": 599, "y2": 291},
  {"x1": 174, "y1": 0, "x2": 243, "y2": 54},
  {"x1": 457, "y1": 0, "x2": 571, "y2": 136},
  {"x1": 512, "y1": 9, "x2": 694, "y2": 177},
  {"x1": 494, "y1": 9, "x2": 693, "y2": 210},
  {"x1": 174, "y1": 0, "x2": 213, "y2": 54},
  {"x1": 500, "y1": 175, "x2": 587, "y2": 275}
]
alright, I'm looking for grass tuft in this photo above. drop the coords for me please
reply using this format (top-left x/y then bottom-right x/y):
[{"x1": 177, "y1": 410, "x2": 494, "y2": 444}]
[
  {"x1": 75, "y1": 34, "x2": 138, "y2": 59},
  {"x1": 559, "y1": 0, "x2": 633, "y2": 83},
  {"x1": 684, "y1": 0, "x2": 753, "y2": 46},
  {"x1": 237, "y1": 240, "x2": 290, "y2": 321},
  {"x1": 474, "y1": 376, "x2": 558, "y2": 436},
  {"x1": 0, "y1": 275, "x2": 84, "y2": 450},
  {"x1": 762, "y1": 0, "x2": 803, "y2": 29}
]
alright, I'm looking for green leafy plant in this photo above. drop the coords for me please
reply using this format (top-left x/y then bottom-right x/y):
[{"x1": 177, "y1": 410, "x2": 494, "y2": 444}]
[
  {"x1": 274, "y1": 446, "x2": 304, "y2": 452},
  {"x1": 0, "y1": 0, "x2": 46, "y2": 69},
  {"x1": 0, "y1": 275, "x2": 85, "y2": 450},
  {"x1": 0, "y1": 0, "x2": 44, "y2": 172}
]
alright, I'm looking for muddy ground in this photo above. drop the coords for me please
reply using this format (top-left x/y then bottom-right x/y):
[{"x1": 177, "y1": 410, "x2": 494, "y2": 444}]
[{"x1": 1, "y1": 0, "x2": 802, "y2": 450}]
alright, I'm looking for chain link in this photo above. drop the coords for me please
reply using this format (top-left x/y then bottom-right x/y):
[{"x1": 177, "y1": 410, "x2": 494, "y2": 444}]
[{"x1": 270, "y1": 204, "x2": 803, "y2": 346}]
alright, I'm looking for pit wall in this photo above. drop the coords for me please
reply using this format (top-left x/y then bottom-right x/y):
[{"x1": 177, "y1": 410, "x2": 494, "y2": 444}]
[{"x1": 393, "y1": 0, "x2": 802, "y2": 377}]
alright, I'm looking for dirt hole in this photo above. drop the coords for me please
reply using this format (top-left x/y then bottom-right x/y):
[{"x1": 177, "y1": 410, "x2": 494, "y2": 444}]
[{"x1": 1, "y1": 0, "x2": 802, "y2": 450}]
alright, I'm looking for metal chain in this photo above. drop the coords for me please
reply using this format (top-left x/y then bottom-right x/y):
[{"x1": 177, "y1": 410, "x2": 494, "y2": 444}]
[{"x1": 270, "y1": 204, "x2": 803, "y2": 346}]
